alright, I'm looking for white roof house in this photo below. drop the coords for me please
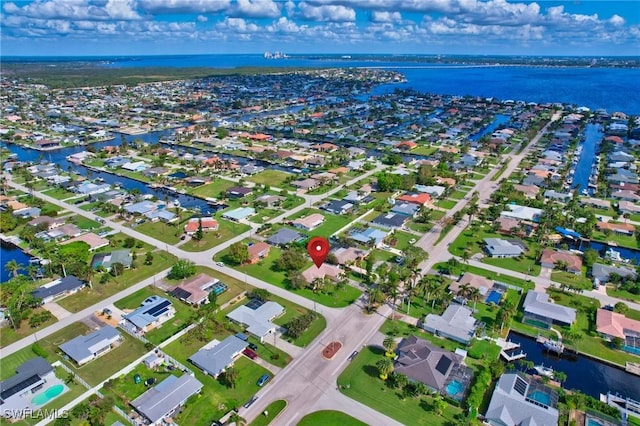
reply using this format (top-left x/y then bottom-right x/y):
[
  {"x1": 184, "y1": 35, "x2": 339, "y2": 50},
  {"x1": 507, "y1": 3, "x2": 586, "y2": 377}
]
[
  {"x1": 500, "y1": 205, "x2": 544, "y2": 222},
  {"x1": 423, "y1": 305, "x2": 477, "y2": 344},
  {"x1": 483, "y1": 238, "x2": 525, "y2": 258},
  {"x1": 226, "y1": 301, "x2": 285, "y2": 342}
]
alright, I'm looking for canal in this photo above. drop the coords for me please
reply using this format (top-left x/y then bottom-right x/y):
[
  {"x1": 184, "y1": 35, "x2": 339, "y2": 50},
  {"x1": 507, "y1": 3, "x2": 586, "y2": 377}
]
[
  {"x1": 572, "y1": 123, "x2": 603, "y2": 194},
  {"x1": 507, "y1": 331, "x2": 640, "y2": 401}
]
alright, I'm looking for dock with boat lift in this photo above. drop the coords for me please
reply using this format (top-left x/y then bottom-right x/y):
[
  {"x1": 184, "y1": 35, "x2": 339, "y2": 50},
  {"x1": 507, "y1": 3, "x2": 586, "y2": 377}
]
[{"x1": 537, "y1": 334, "x2": 564, "y2": 354}]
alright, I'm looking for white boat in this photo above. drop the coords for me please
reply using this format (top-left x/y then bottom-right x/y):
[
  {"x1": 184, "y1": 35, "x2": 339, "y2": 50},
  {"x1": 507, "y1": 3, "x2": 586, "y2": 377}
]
[
  {"x1": 605, "y1": 248, "x2": 623, "y2": 262},
  {"x1": 581, "y1": 189, "x2": 588, "y2": 195},
  {"x1": 172, "y1": 199, "x2": 181, "y2": 207},
  {"x1": 543, "y1": 339, "x2": 564, "y2": 354},
  {"x1": 533, "y1": 364, "x2": 554, "y2": 377}
]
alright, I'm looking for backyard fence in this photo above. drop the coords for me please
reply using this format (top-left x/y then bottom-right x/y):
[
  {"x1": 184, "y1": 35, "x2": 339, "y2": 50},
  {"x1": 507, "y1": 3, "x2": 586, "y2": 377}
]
[{"x1": 52, "y1": 360, "x2": 92, "y2": 390}]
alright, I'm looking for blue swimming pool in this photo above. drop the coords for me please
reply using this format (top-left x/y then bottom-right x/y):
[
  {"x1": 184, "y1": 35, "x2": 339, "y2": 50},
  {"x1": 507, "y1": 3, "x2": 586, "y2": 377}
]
[
  {"x1": 586, "y1": 419, "x2": 604, "y2": 426},
  {"x1": 31, "y1": 384, "x2": 65, "y2": 406},
  {"x1": 445, "y1": 380, "x2": 464, "y2": 399},
  {"x1": 485, "y1": 290, "x2": 503, "y2": 305},
  {"x1": 527, "y1": 390, "x2": 551, "y2": 406}
]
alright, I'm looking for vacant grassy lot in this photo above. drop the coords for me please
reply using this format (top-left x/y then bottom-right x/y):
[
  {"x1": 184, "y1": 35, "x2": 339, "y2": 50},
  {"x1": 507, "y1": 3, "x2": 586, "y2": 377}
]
[
  {"x1": 434, "y1": 262, "x2": 534, "y2": 291},
  {"x1": 56, "y1": 250, "x2": 177, "y2": 312},
  {"x1": 41, "y1": 187, "x2": 77, "y2": 200},
  {"x1": 435, "y1": 199, "x2": 457, "y2": 209},
  {"x1": 337, "y1": 346, "x2": 462, "y2": 425},
  {"x1": 72, "y1": 216, "x2": 101, "y2": 230},
  {"x1": 134, "y1": 220, "x2": 183, "y2": 245},
  {"x1": 0, "y1": 308, "x2": 58, "y2": 347},
  {"x1": 247, "y1": 169, "x2": 292, "y2": 187},
  {"x1": 592, "y1": 230, "x2": 638, "y2": 249},
  {"x1": 298, "y1": 411, "x2": 367, "y2": 426},
  {"x1": 189, "y1": 179, "x2": 236, "y2": 198},
  {"x1": 607, "y1": 286, "x2": 640, "y2": 303}
]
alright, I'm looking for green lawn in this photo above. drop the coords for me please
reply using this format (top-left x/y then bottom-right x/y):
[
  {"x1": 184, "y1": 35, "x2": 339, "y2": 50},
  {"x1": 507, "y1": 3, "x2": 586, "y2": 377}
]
[
  {"x1": 71, "y1": 216, "x2": 101, "y2": 230},
  {"x1": 297, "y1": 411, "x2": 366, "y2": 426},
  {"x1": 411, "y1": 146, "x2": 438, "y2": 156},
  {"x1": 592, "y1": 230, "x2": 638, "y2": 249},
  {"x1": 449, "y1": 190, "x2": 468, "y2": 200},
  {"x1": 247, "y1": 169, "x2": 293, "y2": 187},
  {"x1": 337, "y1": 346, "x2": 462, "y2": 425},
  {"x1": 41, "y1": 187, "x2": 77, "y2": 200},
  {"x1": 435, "y1": 199, "x2": 457, "y2": 209},
  {"x1": 628, "y1": 415, "x2": 640, "y2": 426},
  {"x1": 189, "y1": 179, "x2": 236, "y2": 198},
  {"x1": 181, "y1": 219, "x2": 251, "y2": 252},
  {"x1": 434, "y1": 262, "x2": 534, "y2": 291},
  {"x1": 134, "y1": 220, "x2": 183, "y2": 245},
  {"x1": 285, "y1": 208, "x2": 354, "y2": 237},
  {"x1": 1, "y1": 346, "x2": 40, "y2": 380},
  {"x1": 250, "y1": 400, "x2": 287, "y2": 426},
  {"x1": 551, "y1": 268, "x2": 594, "y2": 291},
  {"x1": 0, "y1": 308, "x2": 58, "y2": 348},
  {"x1": 56, "y1": 250, "x2": 178, "y2": 312},
  {"x1": 217, "y1": 245, "x2": 361, "y2": 308},
  {"x1": 114, "y1": 286, "x2": 196, "y2": 345},
  {"x1": 606, "y1": 286, "x2": 640, "y2": 303},
  {"x1": 386, "y1": 230, "x2": 417, "y2": 251}
]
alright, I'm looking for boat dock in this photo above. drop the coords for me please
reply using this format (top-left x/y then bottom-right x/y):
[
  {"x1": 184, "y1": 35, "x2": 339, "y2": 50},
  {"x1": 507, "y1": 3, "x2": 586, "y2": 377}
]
[
  {"x1": 537, "y1": 334, "x2": 564, "y2": 354},
  {"x1": 494, "y1": 337, "x2": 527, "y2": 362},
  {"x1": 602, "y1": 392, "x2": 640, "y2": 420},
  {"x1": 626, "y1": 362, "x2": 640, "y2": 377}
]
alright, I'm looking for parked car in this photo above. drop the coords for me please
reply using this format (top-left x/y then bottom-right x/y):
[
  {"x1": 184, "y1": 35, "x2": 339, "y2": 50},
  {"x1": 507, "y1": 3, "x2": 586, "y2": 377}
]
[
  {"x1": 348, "y1": 351, "x2": 359, "y2": 361},
  {"x1": 257, "y1": 374, "x2": 270, "y2": 387},
  {"x1": 243, "y1": 395, "x2": 258, "y2": 409},
  {"x1": 243, "y1": 348, "x2": 258, "y2": 360},
  {"x1": 144, "y1": 378, "x2": 157, "y2": 386},
  {"x1": 134, "y1": 374, "x2": 141, "y2": 384},
  {"x1": 248, "y1": 343, "x2": 258, "y2": 351}
]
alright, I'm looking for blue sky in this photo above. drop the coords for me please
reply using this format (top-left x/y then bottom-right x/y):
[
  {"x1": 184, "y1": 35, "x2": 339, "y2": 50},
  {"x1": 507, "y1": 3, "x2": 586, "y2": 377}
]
[{"x1": 1, "y1": 0, "x2": 639, "y2": 56}]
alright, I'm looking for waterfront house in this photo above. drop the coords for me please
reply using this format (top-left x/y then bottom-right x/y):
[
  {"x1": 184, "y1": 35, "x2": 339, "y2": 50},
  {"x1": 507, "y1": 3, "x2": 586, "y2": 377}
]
[
  {"x1": 131, "y1": 374, "x2": 203, "y2": 425},
  {"x1": 596, "y1": 221, "x2": 635, "y2": 236},
  {"x1": 543, "y1": 190, "x2": 572, "y2": 202},
  {"x1": 247, "y1": 241, "x2": 270, "y2": 264},
  {"x1": 596, "y1": 309, "x2": 640, "y2": 352},
  {"x1": 60, "y1": 233, "x2": 110, "y2": 251},
  {"x1": 522, "y1": 291, "x2": 576, "y2": 327},
  {"x1": 301, "y1": 263, "x2": 343, "y2": 284},
  {"x1": 222, "y1": 207, "x2": 255, "y2": 222},
  {"x1": 145, "y1": 209, "x2": 177, "y2": 223},
  {"x1": 580, "y1": 197, "x2": 610, "y2": 210},
  {"x1": 227, "y1": 300, "x2": 285, "y2": 342},
  {"x1": 124, "y1": 200, "x2": 156, "y2": 215},
  {"x1": 423, "y1": 305, "x2": 477, "y2": 345},
  {"x1": 59, "y1": 326, "x2": 122, "y2": 365},
  {"x1": 612, "y1": 190, "x2": 640, "y2": 203},
  {"x1": 184, "y1": 217, "x2": 218, "y2": 235},
  {"x1": 31, "y1": 275, "x2": 86, "y2": 304},
  {"x1": 226, "y1": 186, "x2": 253, "y2": 199},
  {"x1": 27, "y1": 215, "x2": 65, "y2": 230},
  {"x1": 539, "y1": 249, "x2": 582, "y2": 273},
  {"x1": 188, "y1": 336, "x2": 248, "y2": 378},
  {"x1": 291, "y1": 178, "x2": 319, "y2": 190},
  {"x1": 121, "y1": 161, "x2": 148, "y2": 172},
  {"x1": 292, "y1": 213, "x2": 324, "y2": 231},
  {"x1": 122, "y1": 295, "x2": 176, "y2": 334},
  {"x1": 170, "y1": 273, "x2": 225, "y2": 306},
  {"x1": 500, "y1": 205, "x2": 543, "y2": 222},
  {"x1": 591, "y1": 263, "x2": 637, "y2": 284},
  {"x1": 0, "y1": 357, "x2": 56, "y2": 418},
  {"x1": 484, "y1": 373, "x2": 559, "y2": 426},
  {"x1": 394, "y1": 335, "x2": 470, "y2": 393},
  {"x1": 617, "y1": 200, "x2": 640, "y2": 215}
]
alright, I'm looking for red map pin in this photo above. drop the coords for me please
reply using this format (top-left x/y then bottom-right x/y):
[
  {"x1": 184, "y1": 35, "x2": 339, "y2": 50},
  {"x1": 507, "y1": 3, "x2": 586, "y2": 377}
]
[{"x1": 307, "y1": 237, "x2": 330, "y2": 268}]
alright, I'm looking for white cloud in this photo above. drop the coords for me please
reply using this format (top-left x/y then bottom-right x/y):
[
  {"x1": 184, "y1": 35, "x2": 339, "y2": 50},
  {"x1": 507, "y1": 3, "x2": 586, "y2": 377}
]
[
  {"x1": 266, "y1": 17, "x2": 303, "y2": 34},
  {"x1": 216, "y1": 17, "x2": 260, "y2": 33},
  {"x1": 609, "y1": 15, "x2": 625, "y2": 26},
  {"x1": 371, "y1": 11, "x2": 402, "y2": 23},
  {"x1": 2, "y1": 0, "x2": 141, "y2": 21},
  {"x1": 197, "y1": 15, "x2": 208, "y2": 23},
  {"x1": 231, "y1": 0, "x2": 281, "y2": 19},
  {"x1": 137, "y1": 0, "x2": 230, "y2": 14},
  {"x1": 298, "y1": 2, "x2": 356, "y2": 22}
]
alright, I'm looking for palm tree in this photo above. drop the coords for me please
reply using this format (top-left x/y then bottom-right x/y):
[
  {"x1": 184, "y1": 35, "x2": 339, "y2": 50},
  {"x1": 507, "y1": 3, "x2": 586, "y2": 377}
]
[
  {"x1": 376, "y1": 357, "x2": 394, "y2": 380},
  {"x1": 382, "y1": 336, "x2": 397, "y2": 357},
  {"x1": 4, "y1": 260, "x2": 23, "y2": 278},
  {"x1": 554, "y1": 370, "x2": 567, "y2": 387},
  {"x1": 461, "y1": 250, "x2": 471, "y2": 264},
  {"x1": 229, "y1": 412, "x2": 247, "y2": 426},
  {"x1": 467, "y1": 287, "x2": 481, "y2": 311}
]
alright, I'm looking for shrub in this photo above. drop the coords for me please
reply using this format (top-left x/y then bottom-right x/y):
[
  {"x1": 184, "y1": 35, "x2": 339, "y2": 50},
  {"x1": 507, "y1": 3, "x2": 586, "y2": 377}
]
[{"x1": 32, "y1": 343, "x2": 48, "y2": 358}]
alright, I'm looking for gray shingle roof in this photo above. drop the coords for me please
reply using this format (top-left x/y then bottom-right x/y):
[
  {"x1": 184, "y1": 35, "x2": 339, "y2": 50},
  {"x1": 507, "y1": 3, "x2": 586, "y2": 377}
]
[
  {"x1": 0, "y1": 357, "x2": 53, "y2": 400},
  {"x1": 523, "y1": 291, "x2": 576, "y2": 325},
  {"x1": 423, "y1": 305, "x2": 477, "y2": 344},
  {"x1": 31, "y1": 275, "x2": 85, "y2": 300},
  {"x1": 266, "y1": 228, "x2": 302, "y2": 246},
  {"x1": 188, "y1": 336, "x2": 247, "y2": 377},
  {"x1": 59, "y1": 326, "x2": 120, "y2": 364},
  {"x1": 124, "y1": 295, "x2": 173, "y2": 330},
  {"x1": 591, "y1": 263, "x2": 637, "y2": 283},
  {"x1": 132, "y1": 374, "x2": 203, "y2": 424}
]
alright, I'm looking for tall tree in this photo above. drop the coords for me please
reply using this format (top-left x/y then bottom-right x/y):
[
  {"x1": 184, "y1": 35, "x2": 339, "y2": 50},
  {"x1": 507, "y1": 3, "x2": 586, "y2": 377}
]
[
  {"x1": 376, "y1": 357, "x2": 394, "y2": 380},
  {"x1": 4, "y1": 260, "x2": 23, "y2": 278}
]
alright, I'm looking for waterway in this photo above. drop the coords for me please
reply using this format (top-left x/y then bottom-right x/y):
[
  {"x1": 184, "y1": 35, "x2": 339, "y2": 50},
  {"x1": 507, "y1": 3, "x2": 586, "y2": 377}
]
[
  {"x1": 0, "y1": 241, "x2": 33, "y2": 283},
  {"x1": 469, "y1": 114, "x2": 511, "y2": 142},
  {"x1": 507, "y1": 331, "x2": 640, "y2": 401},
  {"x1": 572, "y1": 123, "x2": 603, "y2": 194}
]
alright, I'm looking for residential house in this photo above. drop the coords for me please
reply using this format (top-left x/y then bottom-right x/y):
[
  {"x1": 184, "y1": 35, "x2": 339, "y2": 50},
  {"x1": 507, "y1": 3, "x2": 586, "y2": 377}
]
[
  {"x1": 227, "y1": 300, "x2": 285, "y2": 342},
  {"x1": 143, "y1": 353, "x2": 164, "y2": 369},
  {"x1": 544, "y1": 190, "x2": 572, "y2": 202},
  {"x1": 124, "y1": 201, "x2": 156, "y2": 215},
  {"x1": 423, "y1": 305, "x2": 477, "y2": 345},
  {"x1": 394, "y1": 335, "x2": 470, "y2": 393},
  {"x1": 500, "y1": 205, "x2": 543, "y2": 222},
  {"x1": 522, "y1": 291, "x2": 576, "y2": 327},
  {"x1": 483, "y1": 238, "x2": 525, "y2": 258},
  {"x1": 391, "y1": 202, "x2": 419, "y2": 217},
  {"x1": 170, "y1": 273, "x2": 224, "y2": 306},
  {"x1": 372, "y1": 212, "x2": 408, "y2": 229},
  {"x1": 59, "y1": 326, "x2": 122, "y2": 365},
  {"x1": 539, "y1": 249, "x2": 582, "y2": 273},
  {"x1": 247, "y1": 241, "x2": 270, "y2": 264},
  {"x1": 331, "y1": 247, "x2": 368, "y2": 265},
  {"x1": 495, "y1": 217, "x2": 525, "y2": 236},
  {"x1": 301, "y1": 263, "x2": 343, "y2": 284},
  {"x1": 240, "y1": 164, "x2": 264, "y2": 175},
  {"x1": 611, "y1": 190, "x2": 640, "y2": 203},
  {"x1": 122, "y1": 295, "x2": 176, "y2": 334},
  {"x1": 323, "y1": 200, "x2": 354, "y2": 215},
  {"x1": 484, "y1": 373, "x2": 559, "y2": 426},
  {"x1": 121, "y1": 161, "x2": 148, "y2": 172},
  {"x1": 0, "y1": 357, "x2": 56, "y2": 417},
  {"x1": 60, "y1": 233, "x2": 109, "y2": 251},
  {"x1": 618, "y1": 200, "x2": 640, "y2": 215},
  {"x1": 222, "y1": 207, "x2": 255, "y2": 222},
  {"x1": 27, "y1": 215, "x2": 65, "y2": 229},
  {"x1": 131, "y1": 374, "x2": 203, "y2": 425},
  {"x1": 31, "y1": 275, "x2": 86, "y2": 304},
  {"x1": 350, "y1": 227, "x2": 388, "y2": 247},
  {"x1": 291, "y1": 178, "x2": 319, "y2": 190},
  {"x1": 184, "y1": 217, "x2": 219, "y2": 235},
  {"x1": 597, "y1": 221, "x2": 636, "y2": 236},
  {"x1": 91, "y1": 250, "x2": 133, "y2": 271},
  {"x1": 254, "y1": 194, "x2": 285, "y2": 208},
  {"x1": 292, "y1": 213, "x2": 324, "y2": 231},
  {"x1": 596, "y1": 309, "x2": 640, "y2": 352},
  {"x1": 188, "y1": 336, "x2": 248, "y2": 378},
  {"x1": 414, "y1": 185, "x2": 446, "y2": 198},
  {"x1": 580, "y1": 197, "x2": 611, "y2": 210},
  {"x1": 266, "y1": 228, "x2": 303, "y2": 247},
  {"x1": 397, "y1": 192, "x2": 431, "y2": 206},
  {"x1": 145, "y1": 209, "x2": 177, "y2": 223},
  {"x1": 226, "y1": 186, "x2": 253, "y2": 199},
  {"x1": 591, "y1": 263, "x2": 637, "y2": 284}
]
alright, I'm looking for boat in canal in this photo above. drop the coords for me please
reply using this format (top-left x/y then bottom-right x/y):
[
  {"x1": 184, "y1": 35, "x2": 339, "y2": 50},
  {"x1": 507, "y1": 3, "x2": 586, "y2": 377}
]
[
  {"x1": 533, "y1": 364, "x2": 554, "y2": 377},
  {"x1": 537, "y1": 335, "x2": 564, "y2": 354}
]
